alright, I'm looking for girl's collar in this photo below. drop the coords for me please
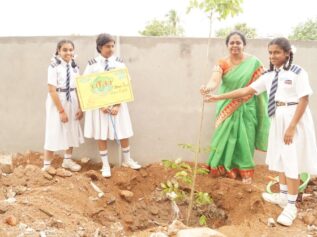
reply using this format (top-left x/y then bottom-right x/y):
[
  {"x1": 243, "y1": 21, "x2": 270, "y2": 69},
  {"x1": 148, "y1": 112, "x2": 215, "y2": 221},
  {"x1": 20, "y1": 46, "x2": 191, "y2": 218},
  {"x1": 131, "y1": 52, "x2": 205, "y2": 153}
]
[
  {"x1": 98, "y1": 54, "x2": 114, "y2": 62},
  {"x1": 274, "y1": 65, "x2": 286, "y2": 72},
  {"x1": 57, "y1": 56, "x2": 71, "y2": 66}
]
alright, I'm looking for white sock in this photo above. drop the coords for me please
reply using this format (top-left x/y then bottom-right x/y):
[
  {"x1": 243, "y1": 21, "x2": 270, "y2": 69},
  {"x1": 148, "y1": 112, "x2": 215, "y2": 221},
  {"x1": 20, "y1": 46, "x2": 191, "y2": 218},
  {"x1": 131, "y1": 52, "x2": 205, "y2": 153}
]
[
  {"x1": 122, "y1": 146, "x2": 130, "y2": 161},
  {"x1": 287, "y1": 194, "x2": 298, "y2": 208},
  {"x1": 64, "y1": 153, "x2": 72, "y2": 160},
  {"x1": 280, "y1": 184, "x2": 288, "y2": 200},
  {"x1": 100, "y1": 150, "x2": 109, "y2": 168},
  {"x1": 43, "y1": 160, "x2": 51, "y2": 167}
]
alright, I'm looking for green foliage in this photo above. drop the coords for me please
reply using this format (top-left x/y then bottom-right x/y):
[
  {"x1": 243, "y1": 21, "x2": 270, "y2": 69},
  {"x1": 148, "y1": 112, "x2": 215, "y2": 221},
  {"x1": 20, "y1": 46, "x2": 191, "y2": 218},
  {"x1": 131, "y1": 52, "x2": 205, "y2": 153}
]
[
  {"x1": 195, "y1": 191, "x2": 212, "y2": 206},
  {"x1": 175, "y1": 170, "x2": 192, "y2": 184},
  {"x1": 139, "y1": 20, "x2": 171, "y2": 36},
  {"x1": 161, "y1": 158, "x2": 213, "y2": 223},
  {"x1": 161, "y1": 179, "x2": 186, "y2": 201},
  {"x1": 139, "y1": 9, "x2": 184, "y2": 36},
  {"x1": 216, "y1": 23, "x2": 257, "y2": 38},
  {"x1": 187, "y1": 0, "x2": 243, "y2": 20},
  {"x1": 215, "y1": 27, "x2": 231, "y2": 38},
  {"x1": 289, "y1": 18, "x2": 317, "y2": 40},
  {"x1": 161, "y1": 159, "x2": 211, "y2": 193},
  {"x1": 199, "y1": 215, "x2": 207, "y2": 226},
  {"x1": 197, "y1": 167, "x2": 210, "y2": 175},
  {"x1": 162, "y1": 159, "x2": 181, "y2": 169},
  {"x1": 234, "y1": 23, "x2": 257, "y2": 38}
]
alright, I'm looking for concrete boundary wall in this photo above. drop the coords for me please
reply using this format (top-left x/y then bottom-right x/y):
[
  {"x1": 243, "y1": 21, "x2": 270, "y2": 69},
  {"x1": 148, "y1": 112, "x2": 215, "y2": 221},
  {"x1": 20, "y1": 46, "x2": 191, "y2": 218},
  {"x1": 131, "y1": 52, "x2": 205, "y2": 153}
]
[{"x1": 1, "y1": 36, "x2": 316, "y2": 165}]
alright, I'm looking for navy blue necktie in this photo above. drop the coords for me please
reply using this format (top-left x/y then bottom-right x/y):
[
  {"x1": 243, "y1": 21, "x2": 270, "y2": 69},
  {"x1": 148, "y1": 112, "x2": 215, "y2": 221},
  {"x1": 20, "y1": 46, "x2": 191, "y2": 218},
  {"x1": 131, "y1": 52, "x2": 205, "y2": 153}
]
[
  {"x1": 104, "y1": 59, "x2": 109, "y2": 71},
  {"x1": 267, "y1": 70, "x2": 280, "y2": 117},
  {"x1": 66, "y1": 64, "x2": 70, "y2": 101}
]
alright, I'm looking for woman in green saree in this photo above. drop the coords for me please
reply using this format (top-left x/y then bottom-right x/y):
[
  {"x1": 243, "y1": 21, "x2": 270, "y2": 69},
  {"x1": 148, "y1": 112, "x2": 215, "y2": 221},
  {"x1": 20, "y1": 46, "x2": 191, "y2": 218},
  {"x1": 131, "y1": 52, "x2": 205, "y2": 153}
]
[{"x1": 200, "y1": 31, "x2": 269, "y2": 183}]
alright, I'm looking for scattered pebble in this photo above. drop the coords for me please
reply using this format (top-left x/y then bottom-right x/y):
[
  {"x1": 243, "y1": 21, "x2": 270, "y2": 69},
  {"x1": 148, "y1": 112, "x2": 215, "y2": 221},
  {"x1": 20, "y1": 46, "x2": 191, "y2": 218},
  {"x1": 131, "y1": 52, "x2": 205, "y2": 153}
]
[
  {"x1": 43, "y1": 173, "x2": 53, "y2": 180},
  {"x1": 5, "y1": 215, "x2": 18, "y2": 226},
  {"x1": 81, "y1": 157, "x2": 90, "y2": 164},
  {"x1": 119, "y1": 190, "x2": 134, "y2": 202},
  {"x1": 267, "y1": 218, "x2": 276, "y2": 227},
  {"x1": 47, "y1": 167, "x2": 57, "y2": 176},
  {"x1": 56, "y1": 168, "x2": 72, "y2": 177}
]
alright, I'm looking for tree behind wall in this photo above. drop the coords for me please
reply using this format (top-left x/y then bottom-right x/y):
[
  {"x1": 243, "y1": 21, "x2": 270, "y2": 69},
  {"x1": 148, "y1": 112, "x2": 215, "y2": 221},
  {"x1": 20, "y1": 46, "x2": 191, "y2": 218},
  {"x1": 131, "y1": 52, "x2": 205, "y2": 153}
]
[
  {"x1": 216, "y1": 23, "x2": 257, "y2": 38},
  {"x1": 289, "y1": 18, "x2": 317, "y2": 40},
  {"x1": 187, "y1": 0, "x2": 244, "y2": 37},
  {"x1": 139, "y1": 10, "x2": 184, "y2": 36}
]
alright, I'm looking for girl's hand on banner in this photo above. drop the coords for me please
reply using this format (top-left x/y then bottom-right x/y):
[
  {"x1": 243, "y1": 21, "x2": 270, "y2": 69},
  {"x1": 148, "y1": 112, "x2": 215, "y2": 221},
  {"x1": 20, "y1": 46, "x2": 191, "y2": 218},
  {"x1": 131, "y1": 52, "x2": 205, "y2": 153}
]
[
  {"x1": 101, "y1": 107, "x2": 111, "y2": 113},
  {"x1": 110, "y1": 105, "x2": 120, "y2": 116}
]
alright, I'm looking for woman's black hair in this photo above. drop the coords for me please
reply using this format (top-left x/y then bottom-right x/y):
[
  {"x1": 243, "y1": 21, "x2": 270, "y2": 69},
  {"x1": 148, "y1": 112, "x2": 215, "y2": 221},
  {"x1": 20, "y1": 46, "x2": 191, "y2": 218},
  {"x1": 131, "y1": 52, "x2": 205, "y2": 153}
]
[
  {"x1": 96, "y1": 33, "x2": 115, "y2": 53},
  {"x1": 54, "y1": 39, "x2": 77, "y2": 68},
  {"x1": 225, "y1": 31, "x2": 247, "y2": 46},
  {"x1": 268, "y1": 37, "x2": 293, "y2": 71}
]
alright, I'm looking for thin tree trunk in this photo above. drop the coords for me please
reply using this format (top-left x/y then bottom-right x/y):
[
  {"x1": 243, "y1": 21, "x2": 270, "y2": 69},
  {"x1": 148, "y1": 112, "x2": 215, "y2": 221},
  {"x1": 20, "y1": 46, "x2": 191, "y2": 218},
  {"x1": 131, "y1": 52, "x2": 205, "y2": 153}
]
[{"x1": 207, "y1": 11, "x2": 213, "y2": 58}]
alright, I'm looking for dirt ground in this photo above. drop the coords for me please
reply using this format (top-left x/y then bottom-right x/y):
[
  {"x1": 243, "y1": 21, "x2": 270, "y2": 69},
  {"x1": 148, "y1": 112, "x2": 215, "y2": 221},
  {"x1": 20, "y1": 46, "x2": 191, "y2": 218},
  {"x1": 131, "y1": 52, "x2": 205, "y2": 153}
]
[{"x1": 1, "y1": 151, "x2": 317, "y2": 237}]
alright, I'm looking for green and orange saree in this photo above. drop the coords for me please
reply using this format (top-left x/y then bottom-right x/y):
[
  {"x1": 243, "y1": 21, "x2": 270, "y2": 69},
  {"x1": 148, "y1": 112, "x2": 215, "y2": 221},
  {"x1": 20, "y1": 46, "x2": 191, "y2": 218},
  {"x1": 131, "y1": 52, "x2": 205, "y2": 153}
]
[{"x1": 207, "y1": 56, "x2": 269, "y2": 179}]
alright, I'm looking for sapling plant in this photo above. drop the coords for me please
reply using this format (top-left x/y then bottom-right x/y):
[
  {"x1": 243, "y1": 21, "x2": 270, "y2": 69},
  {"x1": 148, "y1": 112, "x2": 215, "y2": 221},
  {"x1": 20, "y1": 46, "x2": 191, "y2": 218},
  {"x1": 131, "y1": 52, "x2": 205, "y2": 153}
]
[{"x1": 161, "y1": 156, "x2": 212, "y2": 225}]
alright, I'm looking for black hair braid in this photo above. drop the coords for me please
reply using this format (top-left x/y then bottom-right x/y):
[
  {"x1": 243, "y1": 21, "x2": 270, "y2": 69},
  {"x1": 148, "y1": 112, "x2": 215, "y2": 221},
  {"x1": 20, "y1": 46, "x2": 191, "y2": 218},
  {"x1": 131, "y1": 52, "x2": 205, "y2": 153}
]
[
  {"x1": 54, "y1": 56, "x2": 61, "y2": 64},
  {"x1": 269, "y1": 62, "x2": 274, "y2": 71},
  {"x1": 283, "y1": 51, "x2": 293, "y2": 70},
  {"x1": 71, "y1": 59, "x2": 77, "y2": 68}
]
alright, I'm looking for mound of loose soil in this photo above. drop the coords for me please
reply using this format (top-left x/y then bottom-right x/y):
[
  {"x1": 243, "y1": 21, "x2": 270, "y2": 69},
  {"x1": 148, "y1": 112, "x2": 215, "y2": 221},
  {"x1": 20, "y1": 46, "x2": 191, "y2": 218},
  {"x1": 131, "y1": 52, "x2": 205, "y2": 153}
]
[{"x1": 0, "y1": 151, "x2": 317, "y2": 237}]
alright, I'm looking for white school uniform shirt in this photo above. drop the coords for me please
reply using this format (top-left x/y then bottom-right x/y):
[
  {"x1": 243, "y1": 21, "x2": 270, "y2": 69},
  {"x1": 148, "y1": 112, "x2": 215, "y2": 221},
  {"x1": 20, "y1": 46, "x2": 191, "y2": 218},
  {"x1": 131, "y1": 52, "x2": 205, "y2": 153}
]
[
  {"x1": 44, "y1": 57, "x2": 84, "y2": 151},
  {"x1": 250, "y1": 65, "x2": 317, "y2": 179},
  {"x1": 83, "y1": 55, "x2": 133, "y2": 140}
]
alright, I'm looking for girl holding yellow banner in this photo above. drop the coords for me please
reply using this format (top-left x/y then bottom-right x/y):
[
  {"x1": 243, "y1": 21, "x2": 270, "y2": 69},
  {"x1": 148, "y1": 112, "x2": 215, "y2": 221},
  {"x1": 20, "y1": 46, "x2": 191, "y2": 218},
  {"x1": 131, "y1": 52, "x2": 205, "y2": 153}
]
[{"x1": 84, "y1": 33, "x2": 141, "y2": 177}]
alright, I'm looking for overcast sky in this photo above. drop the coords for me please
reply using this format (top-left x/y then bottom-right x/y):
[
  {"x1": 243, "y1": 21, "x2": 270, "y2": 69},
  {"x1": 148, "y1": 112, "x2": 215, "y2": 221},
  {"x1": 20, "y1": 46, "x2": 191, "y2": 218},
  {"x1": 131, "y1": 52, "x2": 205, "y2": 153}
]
[{"x1": 0, "y1": 0, "x2": 316, "y2": 37}]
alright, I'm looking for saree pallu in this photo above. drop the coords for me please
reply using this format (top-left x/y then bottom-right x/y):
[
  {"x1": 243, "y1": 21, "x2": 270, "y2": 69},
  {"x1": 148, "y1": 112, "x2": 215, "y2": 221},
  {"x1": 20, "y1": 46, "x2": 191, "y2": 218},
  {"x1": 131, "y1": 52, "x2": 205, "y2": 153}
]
[{"x1": 207, "y1": 56, "x2": 269, "y2": 179}]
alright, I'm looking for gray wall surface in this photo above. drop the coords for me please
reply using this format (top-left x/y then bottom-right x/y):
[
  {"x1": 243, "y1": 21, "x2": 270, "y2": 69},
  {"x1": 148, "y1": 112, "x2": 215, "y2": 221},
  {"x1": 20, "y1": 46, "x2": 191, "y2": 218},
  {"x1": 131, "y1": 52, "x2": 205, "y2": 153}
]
[{"x1": 1, "y1": 36, "x2": 316, "y2": 165}]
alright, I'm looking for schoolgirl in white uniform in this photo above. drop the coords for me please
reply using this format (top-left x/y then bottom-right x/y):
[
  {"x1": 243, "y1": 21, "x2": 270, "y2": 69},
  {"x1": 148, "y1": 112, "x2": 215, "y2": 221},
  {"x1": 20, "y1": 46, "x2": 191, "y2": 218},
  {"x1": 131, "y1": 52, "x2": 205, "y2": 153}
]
[
  {"x1": 43, "y1": 40, "x2": 83, "y2": 172},
  {"x1": 84, "y1": 33, "x2": 141, "y2": 178},
  {"x1": 203, "y1": 37, "x2": 317, "y2": 226}
]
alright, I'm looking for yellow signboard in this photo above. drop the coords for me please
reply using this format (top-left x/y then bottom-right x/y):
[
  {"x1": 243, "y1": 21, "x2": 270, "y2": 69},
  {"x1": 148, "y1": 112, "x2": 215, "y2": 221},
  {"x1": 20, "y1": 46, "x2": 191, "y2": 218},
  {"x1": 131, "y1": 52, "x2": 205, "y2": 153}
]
[{"x1": 76, "y1": 68, "x2": 134, "y2": 111}]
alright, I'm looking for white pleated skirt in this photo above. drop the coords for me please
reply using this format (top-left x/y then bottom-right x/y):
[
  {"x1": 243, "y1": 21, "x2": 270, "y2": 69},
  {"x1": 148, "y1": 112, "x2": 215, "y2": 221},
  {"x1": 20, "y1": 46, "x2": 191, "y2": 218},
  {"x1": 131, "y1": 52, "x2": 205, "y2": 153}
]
[
  {"x1": 266, "y1": 105, "x2": 317, "y2": 179},
  {"x1": 84, "y1": 103, "x2": 133, "y2": 140},
  {"x1": 44, "y1": 91, "x2": 84, "y2": 151}
]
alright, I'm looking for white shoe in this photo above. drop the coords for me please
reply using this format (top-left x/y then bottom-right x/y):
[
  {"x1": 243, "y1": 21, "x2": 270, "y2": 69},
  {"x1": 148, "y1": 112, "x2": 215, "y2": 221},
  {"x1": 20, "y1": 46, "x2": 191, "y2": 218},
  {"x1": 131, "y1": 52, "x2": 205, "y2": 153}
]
[
  {"x1": 101, "y1": 165, "x2": 111, "y2": 177},
  {"x1": 62, "y1": 159, "x2": 81, "y2": 172},
  {"x1": 277, "y1": 205, "x2": 297, "y2": 226},
  {"x1": 262, "y1": 192, "x2": 287, "y2": 208},
  {"x1": 122, "y1": 157, "x2": 141, "y2": 170}
]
